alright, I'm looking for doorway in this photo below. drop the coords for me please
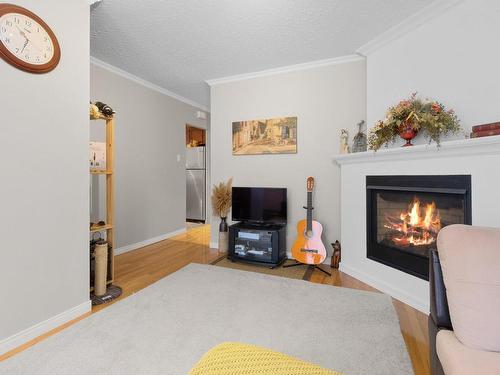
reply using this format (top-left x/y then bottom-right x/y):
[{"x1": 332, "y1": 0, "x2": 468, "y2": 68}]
[{"x1": 186, "y1": 125, "x2": 207, "y2": 224}]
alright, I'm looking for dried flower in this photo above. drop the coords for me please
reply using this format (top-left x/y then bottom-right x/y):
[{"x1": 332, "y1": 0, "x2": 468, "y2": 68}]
[
  {"x1": 211, "y1": 178, "x2": 233, "y2": 218},
  {"x1": 431, "y1": 103, "x2": 442, "y2": 114}
]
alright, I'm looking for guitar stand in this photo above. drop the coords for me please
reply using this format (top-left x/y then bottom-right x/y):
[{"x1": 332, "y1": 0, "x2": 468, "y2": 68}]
[{"x1": 283, "y1": 261, "x2": 332, "y2": 277}]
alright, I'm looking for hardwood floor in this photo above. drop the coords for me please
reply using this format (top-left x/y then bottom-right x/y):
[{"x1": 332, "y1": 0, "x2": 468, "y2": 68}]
[{"x1": 1, "y1": 224, "x2": 430, "y2": 374}]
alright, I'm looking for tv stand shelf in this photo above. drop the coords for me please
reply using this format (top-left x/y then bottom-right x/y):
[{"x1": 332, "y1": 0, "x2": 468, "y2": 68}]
[{"x1": 228, "y1": 222, "x2": 286, "y2": 267}]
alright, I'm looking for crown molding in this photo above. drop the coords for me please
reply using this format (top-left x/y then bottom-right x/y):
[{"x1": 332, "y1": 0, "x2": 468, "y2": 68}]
[
  {"x1": 206, "y1": 54, "x2": 365, "y2": 86},
  {"x1": 87, "y1": 0, "x2": 102, "y2": 4},
  {"x1": 357, "y1": 0, "x2": 464, "y2": 56},
  {"x1": 90, "y1": 57, "x2": 209, "y2": 112}
]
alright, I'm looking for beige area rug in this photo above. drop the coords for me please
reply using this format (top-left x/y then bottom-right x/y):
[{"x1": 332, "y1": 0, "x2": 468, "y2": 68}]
[
  {"x1": 211, "y1": 256, "x2": 314, "y2": 280},
  {"x1": 2, "y1": 264, "x2": 412, "y2": 374}
]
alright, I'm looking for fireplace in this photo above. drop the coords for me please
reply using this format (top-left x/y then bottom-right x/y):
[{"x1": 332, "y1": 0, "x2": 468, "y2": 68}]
[{"x1": 366, "y1": 175, "x2": 471, "y2": 280}]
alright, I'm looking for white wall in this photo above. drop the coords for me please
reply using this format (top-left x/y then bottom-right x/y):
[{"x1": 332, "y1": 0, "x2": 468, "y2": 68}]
[
  {"x1": 90, "y1": 63, "x2": 208, "y2": 251},
  {"x1": 0, "y1": 0, "x2": 90, "y2": 353},
  {"x1": 210, "y1": 60, "x2": 366, "y2": 255},
  {"x1": 366, "y1": 0, "x2": 500, "y2": 143}
]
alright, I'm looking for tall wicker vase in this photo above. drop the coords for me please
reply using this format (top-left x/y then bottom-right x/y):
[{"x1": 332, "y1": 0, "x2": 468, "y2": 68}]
[{"x1": 218, "y1": 217, "x2": 228, "y2": 253}]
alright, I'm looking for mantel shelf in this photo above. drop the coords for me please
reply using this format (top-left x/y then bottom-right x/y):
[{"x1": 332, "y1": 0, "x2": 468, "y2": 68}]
[
  {"x1": 90, "y1": 224, "x2": 113, "y2": 233},
  {"x1": 333, "y1": 136, "x2": 500, "y2": 165},
  {"x1": 90, "y1": 169, "x2": 112, "y2": 175}
]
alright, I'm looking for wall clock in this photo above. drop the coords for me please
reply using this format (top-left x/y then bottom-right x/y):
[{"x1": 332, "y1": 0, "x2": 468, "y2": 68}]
[{"x1": 0, "y1": 3, "x2": 60, "y2": 73}]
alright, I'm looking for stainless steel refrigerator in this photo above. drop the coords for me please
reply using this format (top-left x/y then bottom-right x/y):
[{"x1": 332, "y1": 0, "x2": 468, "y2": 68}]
[{"x1": 186, "y1": 146, "x2": 206, "y2": 222}]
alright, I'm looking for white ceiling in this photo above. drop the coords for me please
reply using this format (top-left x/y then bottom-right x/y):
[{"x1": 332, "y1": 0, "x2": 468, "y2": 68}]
[{"x1": 90, "y1": 0, "x2": 435, "y2": 109}]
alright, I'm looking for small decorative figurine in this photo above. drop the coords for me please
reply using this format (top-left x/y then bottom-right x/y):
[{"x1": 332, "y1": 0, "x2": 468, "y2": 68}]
[
  {"x1": 330, "y1": 241, "x2": 341, "y2": 269},
  {"x1": 94, "y1": 101, "x2": 115, "y2": 117},
  {"x1": 352, "y1": 120, "x2": 367, "y2": 153},
  {"x1": 340, "y1": 129, "x2": 350, "y2": 154}
]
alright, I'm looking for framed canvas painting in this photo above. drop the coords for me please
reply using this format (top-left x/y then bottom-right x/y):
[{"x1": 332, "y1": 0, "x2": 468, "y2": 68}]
[{"x1": 232, "y1": 116, "x2": 297, "y2": 155}]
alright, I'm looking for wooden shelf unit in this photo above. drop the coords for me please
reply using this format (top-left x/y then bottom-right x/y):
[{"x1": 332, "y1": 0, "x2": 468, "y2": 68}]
[{"x1": 90, "y1": 113, "x2": 115, "y2": 291}]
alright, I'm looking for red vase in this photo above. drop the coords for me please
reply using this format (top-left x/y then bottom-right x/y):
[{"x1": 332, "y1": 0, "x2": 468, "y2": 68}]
[{"x1": 398, "y1": 121, "x2": 418, "y2": 147}]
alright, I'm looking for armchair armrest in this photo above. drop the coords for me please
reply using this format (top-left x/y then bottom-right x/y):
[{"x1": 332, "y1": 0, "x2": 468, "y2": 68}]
[{"x1": 429, "y1": 249, "x2": 452, "y2": 329}]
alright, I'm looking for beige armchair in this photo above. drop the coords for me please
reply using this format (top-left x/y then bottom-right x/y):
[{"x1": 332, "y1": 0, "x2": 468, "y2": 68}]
[{"x1": 430, "y1": 225, "x2": 500, "y2": 375}]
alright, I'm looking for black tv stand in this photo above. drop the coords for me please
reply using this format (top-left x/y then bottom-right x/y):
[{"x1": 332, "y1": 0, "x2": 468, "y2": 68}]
[{"x1": 228, "y1": 222, "x2": 286, "y2": 267}]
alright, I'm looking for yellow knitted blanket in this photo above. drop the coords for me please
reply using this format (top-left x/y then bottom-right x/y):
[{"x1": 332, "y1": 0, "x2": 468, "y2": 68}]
[{"x1": 189, "y1": 342, "x2": 342, "y2": 375}]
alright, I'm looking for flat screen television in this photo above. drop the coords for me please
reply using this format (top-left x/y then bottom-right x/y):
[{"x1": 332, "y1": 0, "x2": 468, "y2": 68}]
[{"x1": 232, "y1": 187, "x2": 287, "y2": 225}]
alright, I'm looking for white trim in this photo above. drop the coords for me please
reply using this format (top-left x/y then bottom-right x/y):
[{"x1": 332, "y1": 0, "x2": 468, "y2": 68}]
[
  {"x1": 340, "y1": 264, "x2": 429, "y2": 313},
  {"x1": 333, "y1": 136, "x2": 500, "y2": 165},
  {"x1": 114, "y1": 228, "x2": 187, "y2": 255},
  {"x1": 88, "y1": 0, "x2": 102, "y2": 5},
  {"x1": 357, "y1": 0, "x2": 464, "y2": 55},
  {"x1": 206, "y1": 55, "x2": 365, "y2": 86},
  {"x1": 209, "y1": 241, "x2": 218, "y2": 250},
  {"x1": 0, "y1": 300, "x2": 91, "y2": 356},
  {"x1": 90, "y1": 57, "x2": 209, "y2": 112}
]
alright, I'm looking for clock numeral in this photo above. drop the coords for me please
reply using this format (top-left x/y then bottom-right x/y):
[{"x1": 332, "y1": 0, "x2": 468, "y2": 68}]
[
  {"x1": 44, "y1": 36, "x2": 48, "y2": 42},
  {"x1": 4, "y1": 37, "x2": 10, "y2": 44},
  {"x1": 6, "y1": 20, "x2": 12, "y2": 27},
  {"x1": 13, "y1": 17, "x2": 20, "y2": 24},
  {"x1": 25, "y1": 54, "x2": 30, "y2": 60},
  {"x1": 1, "y1": 26, "x2": 6, "y2": 33},
  {"x1": 25, "y1": 20, "x2": 32, "y2": 26}
]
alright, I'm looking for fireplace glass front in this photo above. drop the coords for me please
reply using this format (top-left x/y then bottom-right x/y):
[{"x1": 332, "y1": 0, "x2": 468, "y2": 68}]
[{"x1": 367, "y1": 175, "x2": 471, "y2": 280}]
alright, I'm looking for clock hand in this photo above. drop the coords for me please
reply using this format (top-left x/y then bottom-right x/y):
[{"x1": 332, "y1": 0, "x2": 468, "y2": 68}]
[
  {"x1": 14, "y1": 24, "x2": 41, "y2": 52},
  {"x1": 21, "y1": 38, "x2": 28, "y2": 53},
  {"x1": 15, "y1": 25, "x2": 28, "y2": 40}
]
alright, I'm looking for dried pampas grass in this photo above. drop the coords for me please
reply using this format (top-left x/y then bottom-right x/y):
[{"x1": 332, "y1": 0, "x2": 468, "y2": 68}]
[{"x1": 211, "y1": 178, "x2": 233, "y2": 218}]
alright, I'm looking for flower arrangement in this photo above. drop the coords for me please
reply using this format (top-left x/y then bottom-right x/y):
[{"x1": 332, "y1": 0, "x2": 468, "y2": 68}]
[
  {"x1": 368, "y1": 93, "x2": 461, "y2": 150},
  {"x1": 211, "y1": 178, "x2": 233, "y2": 219}
]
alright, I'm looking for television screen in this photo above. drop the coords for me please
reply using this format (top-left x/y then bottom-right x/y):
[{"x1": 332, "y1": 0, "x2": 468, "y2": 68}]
[{"x1": 232, "y1": 187, "x2": 287, "y2": 224}]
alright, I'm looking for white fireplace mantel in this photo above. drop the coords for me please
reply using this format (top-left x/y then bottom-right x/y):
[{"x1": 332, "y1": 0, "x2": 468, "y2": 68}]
[
  {"x1": 335, "y1": 134, "x2": 500, "y2": 313},
  {"x1": 333, "y1": 135, "x2": 500, "y2": 165}
]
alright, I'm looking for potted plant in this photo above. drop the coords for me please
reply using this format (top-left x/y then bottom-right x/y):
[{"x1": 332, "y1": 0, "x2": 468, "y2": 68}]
[
  {"x1": 368, "y1": 93, "x2": 461, "y2": 150},
  {"x1": 211, "y1": 178, "x2": 233, "y2": 253}
]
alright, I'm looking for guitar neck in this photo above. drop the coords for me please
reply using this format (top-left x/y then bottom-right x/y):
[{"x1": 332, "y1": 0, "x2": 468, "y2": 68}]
[{"x1": 306, "y1": 191, "x2": 313, "y2": 232}]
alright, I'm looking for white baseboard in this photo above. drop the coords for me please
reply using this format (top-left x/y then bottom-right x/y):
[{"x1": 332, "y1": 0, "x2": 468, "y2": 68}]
[
  {"x1": 114, "y1": 228, "x2": 187, "y2": 255},
  {"x1": 209, "y1": 241, "x2": 218, "y2": 249},
  {"x1": 0, "y1": 300, "x2": 91, "y2": 356},
  {"x1": 339, "y1": 264, "x2": 429, "y2": 313}
]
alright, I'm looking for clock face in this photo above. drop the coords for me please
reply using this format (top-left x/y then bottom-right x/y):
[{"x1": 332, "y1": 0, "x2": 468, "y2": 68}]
[
  {"x1": 0, "y1": 4, "x2": 60, "y2": 73},
  {"x1": 0, "y1": 13, "x2": 54, "y2": 65}
]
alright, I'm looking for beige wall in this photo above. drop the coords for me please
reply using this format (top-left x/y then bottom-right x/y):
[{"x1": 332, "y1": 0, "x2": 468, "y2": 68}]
[
  {"x1": 90, "y1": 63, "x2": 208, "y2": 251},
  {"x1": 0, "y1": 0, "x2": 90, "y2": 350},
  {"x1": 209, "y1": 60, "x2": 366, "y2": 257}
]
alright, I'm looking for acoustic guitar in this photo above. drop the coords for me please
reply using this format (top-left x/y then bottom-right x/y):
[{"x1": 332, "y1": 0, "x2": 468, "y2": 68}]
[{"x1": 291, "y1": 177, "x2": 327, "y2": 265}]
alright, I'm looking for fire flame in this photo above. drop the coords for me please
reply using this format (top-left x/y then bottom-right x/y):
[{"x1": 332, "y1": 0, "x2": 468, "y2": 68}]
[{"x1": 385, "y1": 198, "x2": 441, "y2": 247}]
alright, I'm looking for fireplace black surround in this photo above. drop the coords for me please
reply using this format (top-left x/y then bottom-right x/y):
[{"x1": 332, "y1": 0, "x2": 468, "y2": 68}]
[{"x1": 366, "y1": 175, "x2": 471, "y2": 280}]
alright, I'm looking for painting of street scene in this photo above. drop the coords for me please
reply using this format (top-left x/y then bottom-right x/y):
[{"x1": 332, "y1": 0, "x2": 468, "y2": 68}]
[{"x1": 232, "y1": 116, "x2": 297, "y2": 155}]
